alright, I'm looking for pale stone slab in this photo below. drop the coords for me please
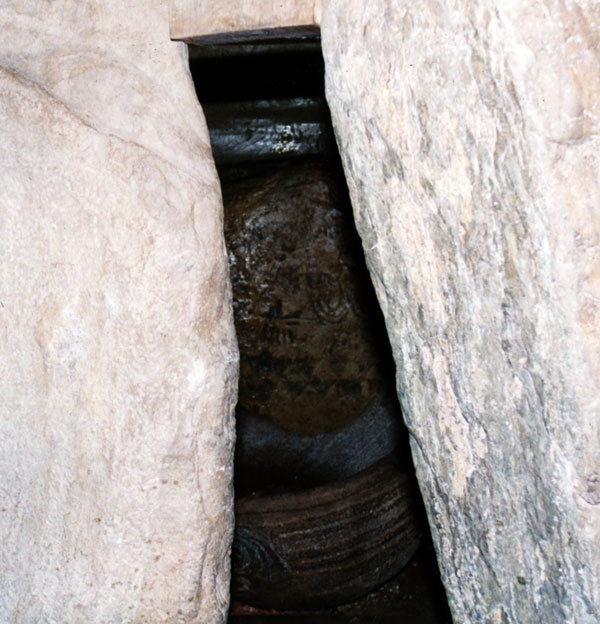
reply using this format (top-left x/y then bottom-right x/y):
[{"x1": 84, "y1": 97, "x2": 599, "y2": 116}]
[
  {"x1": 169, "y1": 0, "x2": 321, "y2": 43},
  {"x1": 322, "y1": 1, "x2": 600, "y2": 622},
  {"x1": 0, "y1": 1, "x2": 237, "y2": 622}
]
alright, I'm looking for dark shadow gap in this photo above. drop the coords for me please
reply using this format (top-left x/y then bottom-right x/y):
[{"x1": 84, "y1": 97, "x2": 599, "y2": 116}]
[{"x1": 188, "y1": 38, "x2": 452, "y2": 624}]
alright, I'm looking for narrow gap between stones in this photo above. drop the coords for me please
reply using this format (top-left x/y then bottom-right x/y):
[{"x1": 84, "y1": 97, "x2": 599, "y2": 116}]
[{"x1": 189, "y1": 38, "x2": 452, "y2": 624}]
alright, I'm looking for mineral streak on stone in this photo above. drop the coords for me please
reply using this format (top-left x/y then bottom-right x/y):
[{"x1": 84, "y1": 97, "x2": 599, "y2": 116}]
[
  {"x1": 0, "y1": 1, "x2": 237, "y2": 622},
  {"x1": 224, "y1": 163, "x2": 393, "y2": 435},
  {"x1": 322, "y1": 2, "x2": 600, "y2": 623}
]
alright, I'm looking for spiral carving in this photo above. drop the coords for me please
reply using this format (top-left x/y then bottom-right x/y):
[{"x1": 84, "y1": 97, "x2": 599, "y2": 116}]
[
  {"x1": 232, "y1": 454, "x2": 422, "y2": 610},
  {"x1": 232, "y1": 527, "x2": 289, "y2": 588}
]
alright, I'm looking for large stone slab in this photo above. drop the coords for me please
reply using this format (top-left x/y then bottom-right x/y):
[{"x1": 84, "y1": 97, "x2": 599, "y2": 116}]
[
  {"x1": 169, "y1": 0, "x2": 321, "y2": 43},
  {"x1": 0, "y1": 1, "x2": 237, "y2": 622},
  {"x1": 322, "y1": 2, "x2": 600, "y2": 622},
  {"x1": 224, "y1": 163, "x2": 393, "y2": 435}
]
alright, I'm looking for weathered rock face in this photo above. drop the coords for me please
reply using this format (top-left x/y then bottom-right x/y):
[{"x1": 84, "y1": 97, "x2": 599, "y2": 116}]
[
  {"x1": 322, "y1": 2, "x2": 600, "y2": 623},
  {"x1": 224, "y1": 163, "x2": 392, "y2": 435},
  {"x1": 0, "y1": 2, "x2": 237, "y2": 622}
]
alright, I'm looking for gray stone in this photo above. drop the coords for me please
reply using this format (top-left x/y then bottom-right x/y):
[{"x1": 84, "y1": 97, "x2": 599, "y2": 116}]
[
  {"x1": 322, "y1": 2, "x2": 600, "y2": 622},
  {"x1": 0, "y1": 1, "x2": 237, "y2": 622}
]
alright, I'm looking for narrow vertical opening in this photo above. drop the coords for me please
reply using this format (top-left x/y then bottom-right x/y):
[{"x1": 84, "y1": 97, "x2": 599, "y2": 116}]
[{"x1": 188, "y1": 36, "x2": 451, "y2": 623}]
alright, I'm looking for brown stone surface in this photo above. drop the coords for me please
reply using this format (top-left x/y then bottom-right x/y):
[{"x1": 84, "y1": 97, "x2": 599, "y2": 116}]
[
  {"x1": 322, "y1": 2, "x2": 600, "y2": 623},
  {"x1": 229, "y1": 541, "x2": 452, "y2": 623},
  {"x1": 224, "y1": 163, "x2": 392, "y2": 435},
  {"x1": 231, "y1": 455, "x2": 422, "y2": 610},
  {"x1": 0, "y1": 1, "x2": 237, "y2": 622}
]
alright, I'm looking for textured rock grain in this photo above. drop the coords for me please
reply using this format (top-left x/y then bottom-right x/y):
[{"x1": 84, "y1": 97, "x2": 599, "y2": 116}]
[
  {"x1": 322, "y1": 2, "x2": 600, "y2": 623},
  {"x1": 0, "y1": 1, "x2": 237, "y2": 622}
]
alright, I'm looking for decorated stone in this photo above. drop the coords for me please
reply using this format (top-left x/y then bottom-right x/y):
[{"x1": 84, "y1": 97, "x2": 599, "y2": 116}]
[{"x1": 224, "y1": 162, "x2": 393, "y2": 435}]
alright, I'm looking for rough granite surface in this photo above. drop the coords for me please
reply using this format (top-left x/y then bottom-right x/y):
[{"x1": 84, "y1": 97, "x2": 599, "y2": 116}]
[
  {"x1": 0, "y1": 1, "x2": 237, "y2": 622},
  {"x1": 322, "y1": 2, "x2": 600, "y2": 623}
]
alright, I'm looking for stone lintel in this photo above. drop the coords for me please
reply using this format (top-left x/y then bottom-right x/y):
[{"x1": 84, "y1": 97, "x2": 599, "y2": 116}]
[{"x1": 169, "y1": 0, "x2": 321, "y2": 44}]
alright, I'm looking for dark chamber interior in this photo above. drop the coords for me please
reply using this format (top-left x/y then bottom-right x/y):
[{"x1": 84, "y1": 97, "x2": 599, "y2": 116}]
[{"x1": 189, "y1": 38, "x2": 452, "y2": 624}]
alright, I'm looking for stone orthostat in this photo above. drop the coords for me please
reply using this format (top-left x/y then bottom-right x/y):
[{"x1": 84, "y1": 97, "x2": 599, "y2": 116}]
[
  {"x1": 0, "y1": 1, "x2": 237, "y2": 622},
  {"x1": 322, "y1": 2, "x2": 600, "y2": 623}
]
